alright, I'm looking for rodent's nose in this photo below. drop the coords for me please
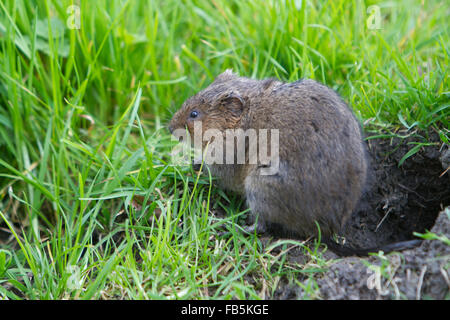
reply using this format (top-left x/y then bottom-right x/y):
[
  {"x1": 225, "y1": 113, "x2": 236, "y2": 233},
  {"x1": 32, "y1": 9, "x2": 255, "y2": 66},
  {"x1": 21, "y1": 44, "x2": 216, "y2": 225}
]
[{"x1": 168, "y1": 125, "x2": 174, "y2": 134}]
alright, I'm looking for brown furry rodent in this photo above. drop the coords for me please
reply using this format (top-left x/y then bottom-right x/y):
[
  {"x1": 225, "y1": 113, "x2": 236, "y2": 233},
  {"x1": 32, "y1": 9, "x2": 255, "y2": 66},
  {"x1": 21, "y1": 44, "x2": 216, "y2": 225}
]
[{"x1": 169, "y1": 70, "x2": 421, "y2": 256}]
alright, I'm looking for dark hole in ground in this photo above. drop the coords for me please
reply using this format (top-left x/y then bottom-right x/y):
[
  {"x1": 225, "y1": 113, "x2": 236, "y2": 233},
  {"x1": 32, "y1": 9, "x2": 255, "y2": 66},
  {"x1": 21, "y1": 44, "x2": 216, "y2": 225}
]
[{"x1": 341, "y1": 130, "x2": 450, "y2": 249}]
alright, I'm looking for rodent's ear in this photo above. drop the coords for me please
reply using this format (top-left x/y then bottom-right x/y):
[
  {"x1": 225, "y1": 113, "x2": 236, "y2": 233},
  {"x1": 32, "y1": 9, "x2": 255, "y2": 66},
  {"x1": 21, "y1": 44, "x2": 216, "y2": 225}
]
[
  {"x1": 219, "y1": 91, "x2": 245, "y2": 116},
  {"x1": 215, "y1": 69, "x2": 238, "y2": 82}
]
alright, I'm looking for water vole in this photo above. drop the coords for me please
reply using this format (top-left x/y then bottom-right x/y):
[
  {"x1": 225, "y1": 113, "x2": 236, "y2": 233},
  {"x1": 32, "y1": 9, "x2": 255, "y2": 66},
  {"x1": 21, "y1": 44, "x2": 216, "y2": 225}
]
[{"x1": 169, "y1": 70, "x2": 421, "y2": 256}]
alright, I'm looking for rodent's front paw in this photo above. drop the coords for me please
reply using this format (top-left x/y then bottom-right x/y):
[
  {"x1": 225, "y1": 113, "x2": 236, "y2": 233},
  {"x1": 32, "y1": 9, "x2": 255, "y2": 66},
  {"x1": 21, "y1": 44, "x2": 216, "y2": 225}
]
[{"x1": 244, "y1": 222, "x2": 266, "y2": 235}]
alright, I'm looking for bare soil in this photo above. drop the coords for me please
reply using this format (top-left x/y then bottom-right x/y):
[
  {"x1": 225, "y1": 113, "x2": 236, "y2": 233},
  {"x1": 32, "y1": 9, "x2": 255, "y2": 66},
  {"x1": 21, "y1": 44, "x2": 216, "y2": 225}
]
[{"x1": 311, "y1": 209, "x2": 449, "y2": 299}]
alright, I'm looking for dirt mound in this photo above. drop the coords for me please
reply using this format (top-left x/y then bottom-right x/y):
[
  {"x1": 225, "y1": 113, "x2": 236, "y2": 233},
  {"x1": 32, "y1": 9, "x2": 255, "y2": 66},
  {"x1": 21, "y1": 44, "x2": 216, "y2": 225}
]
[{"x1": 313, "y1": 208, "x2": 449, "y2": 299}]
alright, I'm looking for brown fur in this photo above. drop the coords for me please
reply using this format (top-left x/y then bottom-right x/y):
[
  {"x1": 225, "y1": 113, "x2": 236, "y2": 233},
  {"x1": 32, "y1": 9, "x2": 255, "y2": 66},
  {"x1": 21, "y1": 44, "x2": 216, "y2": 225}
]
[{"x1": 169, "y1": 70, "x2": 368, "y2": 239}]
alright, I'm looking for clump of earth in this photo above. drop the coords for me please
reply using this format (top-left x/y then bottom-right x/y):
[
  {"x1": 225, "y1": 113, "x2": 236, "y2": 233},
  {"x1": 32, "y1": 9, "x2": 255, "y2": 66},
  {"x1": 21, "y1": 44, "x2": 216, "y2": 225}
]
[{"x1": 307, "y1": 208, "x2": 449, "y2": 300}]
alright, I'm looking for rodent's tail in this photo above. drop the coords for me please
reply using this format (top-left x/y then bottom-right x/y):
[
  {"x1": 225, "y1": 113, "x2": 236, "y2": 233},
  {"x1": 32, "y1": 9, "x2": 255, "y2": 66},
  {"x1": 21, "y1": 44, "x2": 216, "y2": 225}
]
[{"x1": 322, "y1": 237, "x2": 423, "y2": 257}]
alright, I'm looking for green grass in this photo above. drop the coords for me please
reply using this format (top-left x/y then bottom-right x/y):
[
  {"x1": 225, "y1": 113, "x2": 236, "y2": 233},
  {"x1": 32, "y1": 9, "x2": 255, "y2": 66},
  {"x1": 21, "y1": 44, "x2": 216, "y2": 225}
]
[{"x1": 0, "y1": 0, "x2": 448, "y2": 299}]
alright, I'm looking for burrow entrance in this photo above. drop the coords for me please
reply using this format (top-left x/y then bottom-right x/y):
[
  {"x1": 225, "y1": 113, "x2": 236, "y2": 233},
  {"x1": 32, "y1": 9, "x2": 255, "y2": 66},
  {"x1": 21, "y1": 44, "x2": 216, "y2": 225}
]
[{"x1": 342, "y1": 130, "x2": 449, "y2": 248}]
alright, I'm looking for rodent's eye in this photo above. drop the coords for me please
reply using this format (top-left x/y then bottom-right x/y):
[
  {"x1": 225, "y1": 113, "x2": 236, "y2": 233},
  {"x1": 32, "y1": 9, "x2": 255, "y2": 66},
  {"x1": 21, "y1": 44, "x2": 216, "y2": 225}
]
[{"x1": 189, "y1": 110, "x2": 199, "y2": 119}]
